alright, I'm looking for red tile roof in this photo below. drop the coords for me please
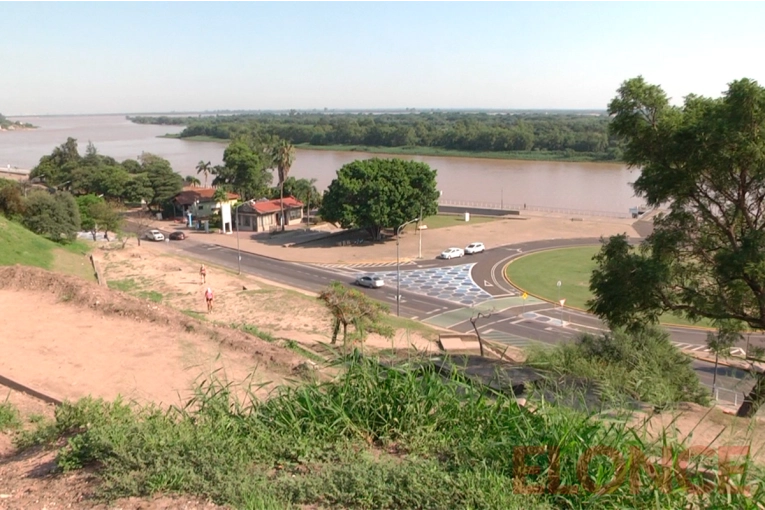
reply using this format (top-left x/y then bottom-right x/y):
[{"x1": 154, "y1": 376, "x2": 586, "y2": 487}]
[
  {"x1": 174, "y1": 187, "x2": 239, "y2": 205},
  {"x1": 242, "y1": 196, "x2": 304, "y2": 215}
]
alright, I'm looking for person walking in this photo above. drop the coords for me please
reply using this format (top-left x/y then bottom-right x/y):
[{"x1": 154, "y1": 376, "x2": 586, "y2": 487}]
[
  {"x1": 199, "y1": 264, "x2": 207, "y2": 284},
  {"x1": 204, "y1": 287, "x2": 214, "y2": 313}
]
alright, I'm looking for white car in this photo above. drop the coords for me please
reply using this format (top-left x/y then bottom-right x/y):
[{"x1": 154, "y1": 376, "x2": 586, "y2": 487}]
[
  {"x1": 465, "y1": 242, "x2": 486, "y2": 255},
  {"x1": 356, "y1": 275, "x2": 385, "y2": 288},
  {"x1": 440, "y1": 247, "x2": 465, "y2": 259},
  {"x1": 145, "y1": 229, "x2": 165, "y2": 242}
]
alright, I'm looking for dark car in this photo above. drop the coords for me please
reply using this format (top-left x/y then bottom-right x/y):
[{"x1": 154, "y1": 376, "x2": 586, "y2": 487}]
[{"x1": 169, "y1": 231, "x2": 186, "y2": 241}]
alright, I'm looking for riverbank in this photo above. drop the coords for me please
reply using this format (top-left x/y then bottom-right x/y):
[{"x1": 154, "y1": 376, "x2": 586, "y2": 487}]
[{"x1": 158, "y1": 133, "x2": 621, "y2": 163}]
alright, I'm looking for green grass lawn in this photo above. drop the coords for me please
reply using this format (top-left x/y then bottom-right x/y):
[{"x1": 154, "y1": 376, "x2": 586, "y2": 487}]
[
  {"x1": 399, "y1": 214, "x2": 496, "y2": 233},
  {"x1": 505, "y1": 245, "x2": 712, "y2": 328},
  {"x1": 0, "y1": 217, "x2": 95, "y2": 281}
]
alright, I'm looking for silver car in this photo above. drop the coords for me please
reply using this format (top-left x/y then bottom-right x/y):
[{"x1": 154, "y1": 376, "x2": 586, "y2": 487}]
[
  {"x1": 356, "y1": 275, "x2": 385, "y2": 288},
  {"x1": 440, "y1": 247, "x2": 465, "y2": 259},
  {"x1": 465, "y1": 242, "x2": 485, "y2": 254},
  {"x1": 145, "y1": 229, "x2": 165, "y2": 241}
]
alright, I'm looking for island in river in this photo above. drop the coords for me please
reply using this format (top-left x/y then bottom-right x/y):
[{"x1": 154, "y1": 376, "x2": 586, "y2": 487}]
[
  {"x1": 130, "y1": 110, "x2": 624, "y2": 164},
  {"x1": 0, "y1": 113, "x2": 36, "y2": 131}
]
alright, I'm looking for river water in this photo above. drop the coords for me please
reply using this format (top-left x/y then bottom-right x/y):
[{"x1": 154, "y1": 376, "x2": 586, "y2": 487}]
[{"x1": 0, "y1": 115, "x2": 643, "y2": 214}]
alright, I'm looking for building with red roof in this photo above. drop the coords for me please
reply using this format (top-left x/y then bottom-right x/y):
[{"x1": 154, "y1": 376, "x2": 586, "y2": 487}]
[{"x1": 236, "y1": 196, "x2": 304, "y2": 232}]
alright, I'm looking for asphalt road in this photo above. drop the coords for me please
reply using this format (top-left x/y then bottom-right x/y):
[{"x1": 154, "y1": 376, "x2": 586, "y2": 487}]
[{"x1": 149, "y1": 230, "x2": 756, "y2": 406}]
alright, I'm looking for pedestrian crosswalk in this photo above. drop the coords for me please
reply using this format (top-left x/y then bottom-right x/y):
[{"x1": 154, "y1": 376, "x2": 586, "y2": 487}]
[
  {"x1": 481, "y1": 331, "x2": 537, "y2": 349},
  {"x1": 672, "y1": 342, "x2": 746, "y2": 357},
  {"x1": 312, "y1": 260, "x2": 417, "y2": 270}
]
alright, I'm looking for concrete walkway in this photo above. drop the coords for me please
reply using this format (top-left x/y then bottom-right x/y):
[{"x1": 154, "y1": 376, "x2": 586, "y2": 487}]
[{"x1": 149, "y1": 211, "x2": 641, "y2": 266}]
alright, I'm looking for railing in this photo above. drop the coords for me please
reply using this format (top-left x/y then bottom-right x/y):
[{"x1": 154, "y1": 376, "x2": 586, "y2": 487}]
[
  {"x1": 438, "y1": 199, "x2": 632, "y2": 219},
  {"x1": 704, "y1": 384, "x2": 743, "y2": 406}
]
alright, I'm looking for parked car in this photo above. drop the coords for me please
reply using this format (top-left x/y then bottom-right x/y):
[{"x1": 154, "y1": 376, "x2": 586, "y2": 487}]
[
  {"x1": 440, "y1": 247, "x2": 465, "y2": 259},
  {"x1": 169, "y1": 231, "x2": 186, "y2": 241},
  {"x1": 355, "y1": 275, "x2": 385, "y2": 288},
  {"x1": 465, "y1": 242, "x2": 485, "y2": 254},
  {"x1": 145, "y1": 229, "x2": 165, "y2": 242}
]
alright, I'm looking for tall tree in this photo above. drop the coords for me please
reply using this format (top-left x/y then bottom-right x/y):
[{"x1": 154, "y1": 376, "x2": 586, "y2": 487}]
[
  {"x1": 587, "y1": 76, "x2": 765, "y2": 417},
  {"x1": 270, "y1": 139, "x2": 296, "y2": 231},
  {"x1": 217, "y1": 139, "x2": 271, "y2": 200},
  {"x1": 320, "y1": 158, "x2": 439, "y2": 240},
  {"x1": 138, "y1": 153, "x2": 183, "y2": 212},
  {"x1": 195, "y1": 160, "x2": 212, "y2": 187}
]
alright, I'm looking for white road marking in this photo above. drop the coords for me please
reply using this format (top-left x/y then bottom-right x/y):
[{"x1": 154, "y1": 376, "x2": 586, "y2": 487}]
[{"x1": 483, "y1": 280, "x2": 494, "y2": 287}]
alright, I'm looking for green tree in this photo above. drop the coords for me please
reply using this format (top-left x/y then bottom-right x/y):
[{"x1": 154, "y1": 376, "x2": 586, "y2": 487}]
[
  {"x1": 30, "y1": 137, "x2": 81, "y2": 187},
  {"x1": 123, "y1": 173, "x2": 154, "y2": 205},
  {"x1": 217, "y1": 139, "x2": 271, "y2": 200},
  {"x1": 271, "y1": 139, "x2": 296, "y2": 231},
  {"x1": 587, "y1": 76, "x2": 765, "y2": 417},
  {"x1": 196, "y1": 160, "x2": 212, "y2": 188},
  {"x1": 320, "y1": 158, "x2": 439, "y2": 240},
  {"x1": 76, "y1": 194, "x2": 104, "y2": 238},
  {"x1": 23, "y1": 191, "x2": 81, "y2": 243},
  {"x1": 139, "y1": 153, "x2": 183, "y2": 211},
  {"x1": 318, "y1": 281, "x2": 393, "y2": 347}
]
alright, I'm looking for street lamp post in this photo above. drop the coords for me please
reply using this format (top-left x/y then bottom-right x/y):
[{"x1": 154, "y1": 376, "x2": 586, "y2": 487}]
[
  {"x1": 235, "y1": 200, "x2": 254, "y2": 275},
  {"x1": 396, "y1": 217, "x2": 419, "y2": 317}
]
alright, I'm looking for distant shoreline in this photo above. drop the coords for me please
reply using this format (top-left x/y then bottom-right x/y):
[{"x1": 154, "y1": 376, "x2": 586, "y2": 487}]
[{"x1": 158, "y1": 133, "x2": 622, "y2": 164}]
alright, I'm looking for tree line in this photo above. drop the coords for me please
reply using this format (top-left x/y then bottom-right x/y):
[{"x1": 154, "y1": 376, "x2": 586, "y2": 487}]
[{"x1": 128, "y1": 111, "x2": 623, "y2": 160}]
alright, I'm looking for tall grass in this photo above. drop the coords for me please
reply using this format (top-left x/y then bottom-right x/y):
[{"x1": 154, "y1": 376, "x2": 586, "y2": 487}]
[{"x1": 11, "y1": 355, "x2": 762, "y2": 509}]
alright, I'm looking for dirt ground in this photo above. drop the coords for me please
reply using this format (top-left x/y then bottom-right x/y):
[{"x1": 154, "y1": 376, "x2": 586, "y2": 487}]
[{"x1": 98, "y1": 243, "x2": 437, "y2": 353}]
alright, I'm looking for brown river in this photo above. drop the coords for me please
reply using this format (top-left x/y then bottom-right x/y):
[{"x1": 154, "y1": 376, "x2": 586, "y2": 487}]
[{"x1": 0, "y1": 115, "x2": 643, "y2": 215}]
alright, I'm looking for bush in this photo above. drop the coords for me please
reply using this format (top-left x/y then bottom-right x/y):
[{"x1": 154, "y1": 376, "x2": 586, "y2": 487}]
[{"x1": 526, "y1": 327, "x2": 710, "y2": 408}]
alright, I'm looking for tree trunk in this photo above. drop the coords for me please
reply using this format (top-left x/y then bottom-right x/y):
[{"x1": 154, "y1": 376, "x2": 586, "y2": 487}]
[
  {"x1": 331, "y1": 319, "x2": 340, "y2": 344},
  {"x1": 280, "y1": 181, "x2": 285, "y2": 232},
  {"x1": 470, "y1": 319, "x2": 485, "y2": 358},
  {"x1": 342, "y1": 323, "x2": 348, "y2": 345},
  {"x1": 736, "y1": 370, "x2": 765, "y2": 417}
]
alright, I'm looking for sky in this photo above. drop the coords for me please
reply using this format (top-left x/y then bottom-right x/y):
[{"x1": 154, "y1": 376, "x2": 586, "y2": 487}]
[{"x1": 2, "y1": 2, "x2": 765, "y2": 116}]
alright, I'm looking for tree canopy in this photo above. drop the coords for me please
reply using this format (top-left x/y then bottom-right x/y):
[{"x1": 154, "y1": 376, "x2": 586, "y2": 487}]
[
  {"x1": 23, "y1": 190, "x2": 80, "y2": 243},
  {"x1": 318, "y1": 281, "x2": 393, "y2": 347},
  {"x1": 319, "y1": 158, "x2": 439, "y2": 240},
  {"x1": 213, "y1": 139, "x2": 272, "y2": 200},
  {"x1": 29, "y1": 138, "x2": 182, "y2": 209},
  {"x1": 588, "y1": 76, "x2": 765, "y2": 416}
]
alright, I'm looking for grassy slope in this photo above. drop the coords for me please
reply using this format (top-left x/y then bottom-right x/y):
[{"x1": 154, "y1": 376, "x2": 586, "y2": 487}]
[
  {"x1": 505, "y1": 245, "x2": 712, "y2": 328},
  {"x1": 0, "y1": 217, "x2": 94, "y2": 281}
]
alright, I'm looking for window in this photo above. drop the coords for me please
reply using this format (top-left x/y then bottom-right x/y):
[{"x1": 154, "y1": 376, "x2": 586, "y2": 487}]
[{"x1": 288, "y1": 208, "x2": 302, "y2": 221}]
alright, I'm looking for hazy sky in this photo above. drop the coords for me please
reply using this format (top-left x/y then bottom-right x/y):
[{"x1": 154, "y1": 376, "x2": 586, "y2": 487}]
[{"x1": 3, "y1": 2, "x2": 764, "y2": 115}]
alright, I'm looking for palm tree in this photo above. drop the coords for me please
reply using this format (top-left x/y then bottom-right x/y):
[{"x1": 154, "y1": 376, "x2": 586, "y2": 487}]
[
  {"x1": 184, "y1": 175, "x2": 201, "y2": 187},
  {"x1": 270, "y1": 140, "x2": 296, "y2": 231},
  {"x1": 196, "y1": 160, "x2": 212, "y2": 187}
]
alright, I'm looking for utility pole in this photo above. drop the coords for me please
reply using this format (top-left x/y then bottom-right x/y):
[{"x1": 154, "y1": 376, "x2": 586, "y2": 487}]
[
  {"x1": 396, "y1": 217, "x2": 419, "y2": 316},
  {"x1": 418, "y1": 206, "x2": 423, "y2": 259}
]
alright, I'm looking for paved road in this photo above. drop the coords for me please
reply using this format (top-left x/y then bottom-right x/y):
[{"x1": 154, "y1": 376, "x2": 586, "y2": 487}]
[{"x1": 150, "y1": 230, "x2": 756, "y2": 405}]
